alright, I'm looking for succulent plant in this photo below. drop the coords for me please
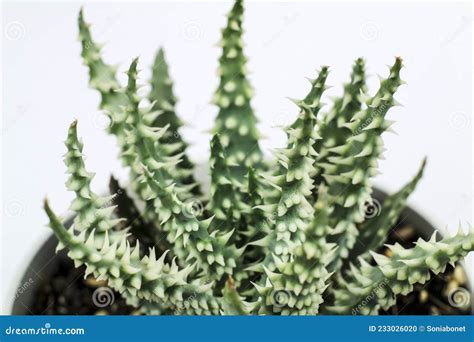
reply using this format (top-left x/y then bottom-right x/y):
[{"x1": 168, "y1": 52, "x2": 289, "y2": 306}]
[{"x1": 44, "y1": 0, "x2": 474, "y2": 315}]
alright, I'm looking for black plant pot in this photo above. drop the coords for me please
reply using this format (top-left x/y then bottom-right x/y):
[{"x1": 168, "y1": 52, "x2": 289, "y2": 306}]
[{"x1": 9, "y1": 188, "x2": 473, "y2": 315}]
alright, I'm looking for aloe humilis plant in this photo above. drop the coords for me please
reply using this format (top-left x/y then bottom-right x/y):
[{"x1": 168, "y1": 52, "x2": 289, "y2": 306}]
[{"x1": 44, "y1": 0, "x2": 474, "y2": 315}]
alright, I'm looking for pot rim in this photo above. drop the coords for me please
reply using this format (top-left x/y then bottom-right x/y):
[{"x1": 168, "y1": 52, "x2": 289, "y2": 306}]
[{"x1": 6, "y1": 229, "x2": 53, "y2": 315}]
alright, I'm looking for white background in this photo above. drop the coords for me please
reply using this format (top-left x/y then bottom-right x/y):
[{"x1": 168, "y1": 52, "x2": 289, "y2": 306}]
[{"x1": 1, "y1": 1, "x2": 472, "y2": 313}]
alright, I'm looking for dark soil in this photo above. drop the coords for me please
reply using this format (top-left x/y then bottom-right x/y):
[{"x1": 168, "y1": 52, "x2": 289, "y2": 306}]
[{"x1": 26, "y1": 255, "x2": 135, "y2": 315}]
